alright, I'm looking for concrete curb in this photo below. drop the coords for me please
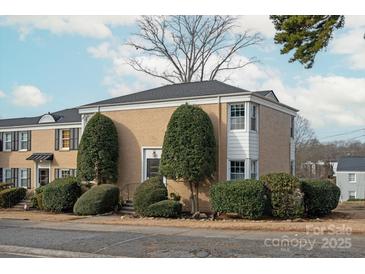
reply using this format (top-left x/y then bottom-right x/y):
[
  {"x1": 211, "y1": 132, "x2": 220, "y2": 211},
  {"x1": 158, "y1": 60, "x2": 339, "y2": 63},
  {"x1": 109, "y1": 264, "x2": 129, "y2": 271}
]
[{"x1": 0, "y1": 244, "x2": 118, "y2": 258}]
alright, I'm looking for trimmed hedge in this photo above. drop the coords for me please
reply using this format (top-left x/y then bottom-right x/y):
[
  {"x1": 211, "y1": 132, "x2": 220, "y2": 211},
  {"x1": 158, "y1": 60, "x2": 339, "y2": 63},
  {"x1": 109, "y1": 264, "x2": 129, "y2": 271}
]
[
  {"x1": 31, "y1": 186, "x2": 45, "y2": 209},
  {"x1": 133, "y1": 177, "x2": 168, "y2": 216},
  {"x1": 210, "y1": 179, "x2": 267, "y2": 219},
  {"x1": 0, "y1": 187, "x2": 27, "y2": 208},
  {"x1": 144, "y1": 200, "x2": 182, "y2": 218},
  {"x1": 0, "y1": 182, "x2": 13, "y2": 191},
  {"x1": 301, "y1": 180, "x2": 340, "y2": 217},
  {"x1": 42, "y1": 177, "x2": 81, "y2": 213},
  {"x1": 260, "y1": 173, "x2": 305, "y2": 219},
  {"x1": 73, "y1": 184, "x2": 120, "y2": 215}
]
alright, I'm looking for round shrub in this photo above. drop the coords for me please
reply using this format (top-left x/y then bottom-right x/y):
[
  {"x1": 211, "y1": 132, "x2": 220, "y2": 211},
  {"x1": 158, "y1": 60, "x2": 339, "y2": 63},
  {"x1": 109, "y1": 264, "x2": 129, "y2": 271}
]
[
  {"x1": 133, "y1": 177, "x2": 168, "y2": 216},
  {"x1": 0, "y1": 187, "x2": 27, "y2": 208},
  {"x1": 301, "y1": 180, "x2": 341, "y2": 217},
  {"x1": 42, "y1": 177, "x2": 81, "y2": 213},
  {"x1": 210, "y1": 179, "x2": 267, "y2": 219},
  {"x1": 73, "y1": 184, "x2": 120, "y2": 215},
  {"x1": 260, "y1": 173, "x2": 305, "y2": 219},
  {"x1": 145, "y1": 200, "x2": 182, "y2": 218}
]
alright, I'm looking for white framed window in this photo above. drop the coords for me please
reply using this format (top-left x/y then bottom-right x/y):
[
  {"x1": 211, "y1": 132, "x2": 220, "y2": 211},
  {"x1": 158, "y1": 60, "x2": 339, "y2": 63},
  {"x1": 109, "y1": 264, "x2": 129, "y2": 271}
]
[
  {"x1": 348, "y1": 173, "x2": 356, "y2": 183},
  {"x1": 250, "y1": 160, "x2": 258, "y2": 179},
  {"x1": 348, "y1": 191, "x2": 356, "y2": 200},
  {"x1": 3, "y1": 168, "x2": 12, "y2": 183},
  {"x1": 290, "y1": 160, "x2": 295, "y2": 176},
  {"x1": 19, "y1": 131, "x2": 28, "y2": 151},
  {"x1": 19, "y1": 169, "x2": 28, "y2": 188},
  {"x1": 61, "y1": 129, "x2": 71, "y2": 150},
  {"x1": 230, "y1": 104, "x2": 245, "y2": 130},
  {"x1": 250, "y1": 104, "x2": 257, "y2": 131},
  {"x1": 290, "y1": 116, "x2": 295, "y2": 138},
  {"x1": 3, "y1": 133, "x2": 12, "y2": 151},
  {"x1": 230, "y1": 160, "x2": 245, "y2": 180},
  {"x1": 61, "y1": 169, "x2": 71, "y2": 178}
]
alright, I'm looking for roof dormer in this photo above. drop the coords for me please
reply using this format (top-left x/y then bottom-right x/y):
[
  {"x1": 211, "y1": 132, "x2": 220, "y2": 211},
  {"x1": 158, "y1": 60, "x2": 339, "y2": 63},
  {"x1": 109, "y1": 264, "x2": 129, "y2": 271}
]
[{"x1": 38, "y1": 113, "x2": 56, "y2": 124}]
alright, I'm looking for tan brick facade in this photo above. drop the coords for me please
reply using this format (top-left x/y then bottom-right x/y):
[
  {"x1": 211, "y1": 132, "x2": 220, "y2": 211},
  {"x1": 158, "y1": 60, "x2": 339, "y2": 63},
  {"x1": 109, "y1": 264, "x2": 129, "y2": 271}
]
[
  {"x1": 0, "y1": 128, "x2": 78, "y2": 189},
  {"x1": 259, "y1": 105, "x2": 291, "y2": 175}
]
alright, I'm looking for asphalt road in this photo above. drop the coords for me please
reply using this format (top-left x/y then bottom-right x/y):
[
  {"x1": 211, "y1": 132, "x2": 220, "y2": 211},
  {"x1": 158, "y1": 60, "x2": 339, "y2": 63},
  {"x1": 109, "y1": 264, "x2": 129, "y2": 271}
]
[{"x1": 0, "y1": 219, "x2": 364, "y2": 258}]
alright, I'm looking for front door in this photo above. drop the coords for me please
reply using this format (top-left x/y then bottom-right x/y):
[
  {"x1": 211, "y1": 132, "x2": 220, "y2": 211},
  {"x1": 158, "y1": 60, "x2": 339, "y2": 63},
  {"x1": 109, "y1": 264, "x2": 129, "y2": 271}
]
[
  {"x1": 38, "y1": 168, "x2": 49, "y2": 186},
  {"x1": 142, "y1": 148, "x2": 162, "y2": 181}
]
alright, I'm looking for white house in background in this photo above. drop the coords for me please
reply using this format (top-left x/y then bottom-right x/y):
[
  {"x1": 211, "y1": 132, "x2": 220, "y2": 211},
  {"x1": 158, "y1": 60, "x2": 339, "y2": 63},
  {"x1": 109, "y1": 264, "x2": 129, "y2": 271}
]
[{"x1": 336, "y1": 156, "x2": 365, "y2": 201}]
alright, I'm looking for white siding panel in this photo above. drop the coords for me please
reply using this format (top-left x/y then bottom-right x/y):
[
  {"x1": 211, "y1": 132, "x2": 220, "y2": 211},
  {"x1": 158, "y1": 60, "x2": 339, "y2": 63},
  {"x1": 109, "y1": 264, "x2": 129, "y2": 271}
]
[
  {"x1": 227, "y1": 131, "x2": 249, "y2": 159},
  {"x1": 249, "y1": 132, "x2": 259, "y2": 159}
]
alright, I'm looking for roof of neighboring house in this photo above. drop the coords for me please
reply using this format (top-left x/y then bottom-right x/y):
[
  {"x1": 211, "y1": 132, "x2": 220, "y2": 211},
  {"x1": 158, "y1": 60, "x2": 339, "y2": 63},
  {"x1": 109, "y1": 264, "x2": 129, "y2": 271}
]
[
  {"x1": 337, "y1": 156, "x2": 365, "y2": 172},
  {"x1": 0, "y1": 108, "x2": 81, "y2": 128},
  {"x1": 82, "y1": 80, "x2": 271, "y2": 108}
]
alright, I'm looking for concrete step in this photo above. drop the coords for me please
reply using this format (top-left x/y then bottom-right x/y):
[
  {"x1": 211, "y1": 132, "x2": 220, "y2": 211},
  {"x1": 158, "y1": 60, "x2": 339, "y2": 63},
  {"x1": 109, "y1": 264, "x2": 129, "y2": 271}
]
[
  {"x1": 12, "y1": 200, "x2": 31, "y2": 210},
  {"x1": 120, "y1": 202, "x2": 135, "y2": 215}
]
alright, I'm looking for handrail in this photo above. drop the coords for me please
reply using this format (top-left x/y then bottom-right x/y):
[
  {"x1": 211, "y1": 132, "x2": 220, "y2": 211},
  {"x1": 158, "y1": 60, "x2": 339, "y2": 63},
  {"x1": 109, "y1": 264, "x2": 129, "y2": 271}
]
[{"x1": 120, "y1": 182, "x2": 140, "y2": 202}]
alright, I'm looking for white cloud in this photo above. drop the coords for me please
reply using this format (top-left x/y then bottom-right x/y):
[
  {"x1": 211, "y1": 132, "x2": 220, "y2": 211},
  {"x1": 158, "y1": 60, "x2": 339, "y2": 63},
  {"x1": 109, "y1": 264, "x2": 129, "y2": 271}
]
[
  {"x1": 12, "y1": 85, "x2": 50, "y2": 107},
  {"x1": 0, "y1": 16, "x2": 136, "y2": 39},
  {"x1": 330, "y1": 15, "x2": 365, "y2": 70},
  {"x1": 237, "y1": 15, "x2": 275, "y2": 38},
  {"x1": 0, "y1": 90, "x2": 5, "y2": 98}
]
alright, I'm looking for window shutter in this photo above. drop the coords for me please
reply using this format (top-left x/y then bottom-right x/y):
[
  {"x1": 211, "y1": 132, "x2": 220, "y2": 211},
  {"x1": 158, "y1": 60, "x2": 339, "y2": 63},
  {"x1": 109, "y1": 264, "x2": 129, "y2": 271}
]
[
  {"x1": 27, "y1": 168, "x2": 31, "y2": 189},
  {"x1": 27, "y1": 131, "x2": 32, "y2": 151},
  {"x1": 0, "y1": 132, "x2": 3, "y2": 152},
  {"x1": 11, "y1": 168, "x2": 19, "y2": 187},
  {"x1": 54, "y1": 168, "x2": 59, "y2": 179},
  {"x1": 70, "y1": 128, "x2": 79, "y2": 150},
  {"x1": 14, "y1": 132, "x2": 19, "y2": 151},
  {"x1": 74, "y1": 128, "x2": 80, "y2": 150},
  {"x1": 55, "y1": 129, "x2": 60, "y2": 150},
  {"x1": 0, "y1": 168, "x2": 3, "y2": 182}
]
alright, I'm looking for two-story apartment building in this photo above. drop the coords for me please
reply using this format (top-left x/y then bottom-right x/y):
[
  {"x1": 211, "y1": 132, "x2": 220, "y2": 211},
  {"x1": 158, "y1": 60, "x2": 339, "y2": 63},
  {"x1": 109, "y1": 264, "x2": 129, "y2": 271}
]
[
  {"x1": 0, "y1": 81, "x2": 297, "y2": 211},
  {"x1": 0, "y1": 108, "x2": 81, "y2": 189}
]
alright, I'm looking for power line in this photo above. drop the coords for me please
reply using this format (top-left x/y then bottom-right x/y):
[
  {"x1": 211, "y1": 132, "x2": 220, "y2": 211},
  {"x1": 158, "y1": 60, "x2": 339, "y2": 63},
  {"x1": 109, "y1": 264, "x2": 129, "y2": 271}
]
[
  {"x1": 347, "y1": 134, "x2": 365, "y2": 141},
  {"x1": 320, "y1": 128, "x2": 365, "y2": 140}
]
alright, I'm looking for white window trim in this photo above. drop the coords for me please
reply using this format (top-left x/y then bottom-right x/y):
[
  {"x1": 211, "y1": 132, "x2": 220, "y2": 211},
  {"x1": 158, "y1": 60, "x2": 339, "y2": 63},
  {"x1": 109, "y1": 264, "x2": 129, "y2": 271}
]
[
  {"x1": 250, "y1": 159, "x2": 258, "y2": 180},
  {"x1": 348, "y1": 191, "x2": 357, "y2": 199},
  {"x1": 3, "y1": 132, "x2": 12, "y2": 152},
  {"x1": 60, "y1": 129, "x2": 71, "y2": 150},
  {"x1": 18, "y1": 131, "x2": 28, "y2": 152},
  {"x1": 141, "y1": 146, "x2": 163, "y2": 182},
  {"x1": 229, "y1": 103, "x2": 246, "y2": 131},
  {"x1": 228, "y1": 159, "x2": 246, "y2": 180},
  {"x1": 60, "y1": 169, "x2": 71, "y2": 178},
  {"x1": 3, "y1": 168, "x2": 12, "y2": 183},
  {"x1": 19, "y1": 168, "x2": 28, "y2": 188},
  {"x1": 348, "y1": 173, "x2": 356, "y2": 183},
  {"x1": 250, "y1": 103, "x2": 258, "y2": 133}
]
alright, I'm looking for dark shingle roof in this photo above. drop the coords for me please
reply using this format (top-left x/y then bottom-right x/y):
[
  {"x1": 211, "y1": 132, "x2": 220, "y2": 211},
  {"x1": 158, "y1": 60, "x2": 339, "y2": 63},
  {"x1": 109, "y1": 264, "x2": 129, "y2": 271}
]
[
  {"x1": 0, "y1": 108, "x2": 81, "y2": 128},
  {"x1": 337, "y1": 156, "x2": 365, "y2": 172},
  {"x1": 82, "y1": 80, "x2": 251, "y2": 107}
]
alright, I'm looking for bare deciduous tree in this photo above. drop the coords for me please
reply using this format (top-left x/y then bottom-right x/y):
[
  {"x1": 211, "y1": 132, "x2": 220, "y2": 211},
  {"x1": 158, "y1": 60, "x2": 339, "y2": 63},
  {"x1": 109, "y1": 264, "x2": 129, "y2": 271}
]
[
  {"x1": 294, "y1": 114, "x2": 316, "y2": 148},
  {"x1": 126, "y1": 15, "x2": 262, "y2": 83}
]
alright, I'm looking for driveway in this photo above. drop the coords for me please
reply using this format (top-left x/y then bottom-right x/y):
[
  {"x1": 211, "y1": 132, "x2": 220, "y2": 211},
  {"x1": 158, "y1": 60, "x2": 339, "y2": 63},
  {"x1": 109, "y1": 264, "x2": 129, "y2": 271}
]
[{"x1": 0, "y1": 219, "x2": 364, "y2": 258}]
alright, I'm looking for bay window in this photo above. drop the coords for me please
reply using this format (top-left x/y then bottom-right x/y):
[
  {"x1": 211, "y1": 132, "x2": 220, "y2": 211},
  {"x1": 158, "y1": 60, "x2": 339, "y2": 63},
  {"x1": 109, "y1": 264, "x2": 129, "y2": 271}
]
[{"x1": 230, "y1": 104, "x2": 245, "y2": 130}]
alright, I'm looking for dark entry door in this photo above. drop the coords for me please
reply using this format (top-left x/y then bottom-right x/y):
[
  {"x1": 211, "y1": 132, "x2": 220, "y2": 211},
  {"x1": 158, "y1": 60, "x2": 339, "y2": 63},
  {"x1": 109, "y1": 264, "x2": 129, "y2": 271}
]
[
  {"x1": 146, "y1": 158, "x2": 160, "y2": 179},
  {"x1": 38, "y1": 169, "x2": 49, "y2": 186}
]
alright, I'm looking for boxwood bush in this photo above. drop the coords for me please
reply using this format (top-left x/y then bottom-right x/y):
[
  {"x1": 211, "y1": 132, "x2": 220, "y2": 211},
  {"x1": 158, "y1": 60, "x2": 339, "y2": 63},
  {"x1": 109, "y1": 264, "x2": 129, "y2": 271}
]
[
  {"x1": 31, "y1": 186, "x2": 45, "y2": 209},
  {"x1": 73, "y1": 184, "x2": 120, "y2": 215},
  {"x1": 144, "y1": 200, "x2": 182, "y2": 218},
  {"x1": 210, "y1": 179, "x2": 267, "y2": 219},
  {"x1": 260, "y1": 173, "x2": 305, "y2": 219},
  {"x1": 133, "y1": 177, "x2": 168, "y2": 216},
  {"x1": 301, "y1": 180, "x2": 340, "y2": 217},
  {"x1": 0, "y1": 187, "x2": 27, "y2": 208},
  {"x1": 42, "y1": 177, "x2": 81, "y2": 213}
]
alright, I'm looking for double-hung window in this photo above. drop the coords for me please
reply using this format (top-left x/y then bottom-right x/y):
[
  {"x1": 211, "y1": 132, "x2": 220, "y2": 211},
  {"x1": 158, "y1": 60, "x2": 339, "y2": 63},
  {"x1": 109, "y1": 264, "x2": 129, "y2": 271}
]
[
  {"x1": 348, "y1": 173, "x2": 356, "y2": 183},
  {"x1": 19, "y1": 131, "x2": 28, "y2": 151},
  {"x1": 230, "y1": 160, "x2": 245, "y2": 180},
  {"x1": 61, "y1": 129, "x2": 71, "y2": 150},
  {"x1": 19, "y1": 169, "x2": 28, "y2": 188},
  {"x1": 4, "y1": 168, "x2": 12, "y2": 183},
  {"x1": 251, "y1": 160, "x2": 258, "y2": 179},
  {"x1": 348, "y1": 191, "x2": 356, "y2": 200},
  {"x1": 230, "y1": 104, "x2": 245, "y2": 130},
  {"x1": 4, "y1": 133, "x2": 12, "y2": 151},
  {"x1": 250, "y1": 104, "x2": 257, "y2": 131},
  {"x1": 61, "y1": 169, "x2": 71, "y2": 178}
]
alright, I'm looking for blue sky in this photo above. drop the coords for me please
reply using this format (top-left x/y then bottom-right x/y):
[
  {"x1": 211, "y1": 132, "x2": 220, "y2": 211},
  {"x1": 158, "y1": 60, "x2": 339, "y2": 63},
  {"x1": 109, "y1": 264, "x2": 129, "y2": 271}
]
[{"x1": 0, "y1": 15, "x2": 364, "y2": 142}]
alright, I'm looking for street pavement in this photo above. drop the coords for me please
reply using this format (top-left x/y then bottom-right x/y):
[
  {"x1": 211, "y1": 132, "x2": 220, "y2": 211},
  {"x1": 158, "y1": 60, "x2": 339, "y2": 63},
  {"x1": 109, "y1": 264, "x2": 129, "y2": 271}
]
[{"x1": 0, "y1": 218, "x2": 364, "y2": 258}]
